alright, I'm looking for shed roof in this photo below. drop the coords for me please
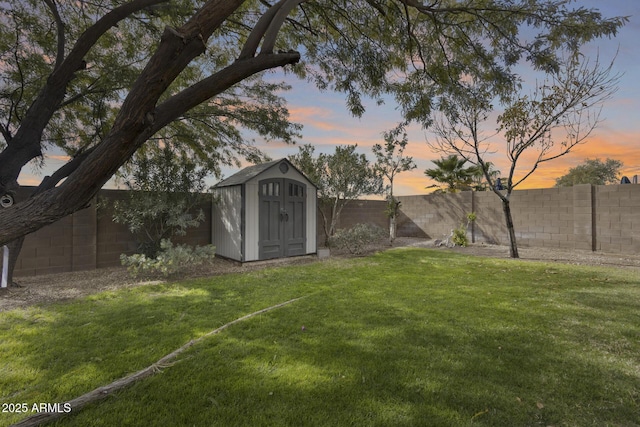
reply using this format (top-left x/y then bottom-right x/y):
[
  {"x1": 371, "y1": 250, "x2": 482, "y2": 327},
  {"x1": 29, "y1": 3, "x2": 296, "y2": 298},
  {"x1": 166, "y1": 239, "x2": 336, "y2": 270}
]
[{"x1": 214, "y1": 158, "x2": 316, "y2": 188}]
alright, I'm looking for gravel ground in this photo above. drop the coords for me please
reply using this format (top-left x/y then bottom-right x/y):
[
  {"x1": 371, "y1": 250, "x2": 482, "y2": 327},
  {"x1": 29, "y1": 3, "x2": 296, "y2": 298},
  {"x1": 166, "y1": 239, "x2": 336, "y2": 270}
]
[{"x1": 2, "y1": 238, "x2": 639, "y2": 312}]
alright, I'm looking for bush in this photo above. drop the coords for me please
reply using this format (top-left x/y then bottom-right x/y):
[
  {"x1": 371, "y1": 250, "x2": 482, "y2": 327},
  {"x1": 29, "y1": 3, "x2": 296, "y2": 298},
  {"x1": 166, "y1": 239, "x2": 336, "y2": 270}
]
[
  {"x1": 329, "y1": 223, "x2": 387, "y2": 255},
  {"x1": 108, "y1": 146, "x2": 211, "y2": 258},
  {"x1": 121, "y1": 239, "x2": 216, "y2": 278},
  {"x1": 451, "y1": 212, "x2": 476, "y2": 247},
  {"x1": 451, "y1": 225, "x2": 469, "y2": 247}
]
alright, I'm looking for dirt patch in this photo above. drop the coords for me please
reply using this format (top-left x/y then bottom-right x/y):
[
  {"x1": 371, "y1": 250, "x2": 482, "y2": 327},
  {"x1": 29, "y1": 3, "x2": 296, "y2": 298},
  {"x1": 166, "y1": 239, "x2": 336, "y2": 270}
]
[
  {"x1": 0, "y1": 256, "x2": 317, "y2": 312},
  {"x1": 2, "y1": 238, "x2": 639, "y2": 312},
  {"x1": 402, "y1": 238, "x2": 640, "y2": 270}
]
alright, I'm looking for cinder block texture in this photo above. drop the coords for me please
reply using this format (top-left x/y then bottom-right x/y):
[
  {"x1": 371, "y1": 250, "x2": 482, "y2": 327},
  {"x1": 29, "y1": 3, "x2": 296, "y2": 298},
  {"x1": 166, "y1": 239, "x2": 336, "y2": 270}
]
[
  {"x1": 12, "y1": 183, "x2": 640, "y2": 277},
  {"x1": 14, "y1": 188, "x2": 215, "y2": 277},
  {"x1": 391, "y1": 184, "x2": 639, "y2": 253}
]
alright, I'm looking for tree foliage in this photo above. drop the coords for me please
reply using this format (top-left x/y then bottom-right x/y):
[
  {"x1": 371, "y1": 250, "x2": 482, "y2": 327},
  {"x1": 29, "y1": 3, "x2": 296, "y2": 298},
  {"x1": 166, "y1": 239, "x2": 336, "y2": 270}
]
[
  {"x1": 0, "y1": 0, "x2": 300, "y2": 181},
  {"x1": 555, "y1": 158, "x2": 623, "y2": 187},
  {"x1": 0, "y1": 0, "x2": 628, "y2": 248},
  {"x1": 290, "y1": 144, "x2": 382, "y2": 242},
  {"x1": 373, "y1": 131, "x2": 416, "y2": 193},
  {"x1": 109, "y1": 147, "x2": 210, "y2": 257}
]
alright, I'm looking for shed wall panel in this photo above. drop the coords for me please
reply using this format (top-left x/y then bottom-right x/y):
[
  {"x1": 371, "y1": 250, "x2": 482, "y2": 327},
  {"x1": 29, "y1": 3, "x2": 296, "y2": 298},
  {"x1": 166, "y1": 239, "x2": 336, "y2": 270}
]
[
  {"x1": 244, "y1": 182, "x2": 260, "y2": 261},
  {"x1": 212, "y1": 186, "x2": 243, "y2": 261},
  {"x1": 306, "y1": 186, "x2": 317, "y2": 253}
]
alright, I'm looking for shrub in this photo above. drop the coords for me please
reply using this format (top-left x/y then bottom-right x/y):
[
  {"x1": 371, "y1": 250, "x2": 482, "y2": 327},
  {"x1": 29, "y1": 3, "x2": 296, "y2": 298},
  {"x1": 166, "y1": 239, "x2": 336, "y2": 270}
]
[
  {"x1": 451, "y1": 212, "x2": 476, "y2": 247},
  {"x1": 108, "y1": 147, "x2": 210, "y2": 258},
  {"x1": 329, "y1": 223, "x2": 387, "y2": 255},
  {"x1": 452, "y1": 225, "x2": 469, "y2": 247},
  {"x1": 121, "y1": 239, "x2": 216, "y2": 278}
]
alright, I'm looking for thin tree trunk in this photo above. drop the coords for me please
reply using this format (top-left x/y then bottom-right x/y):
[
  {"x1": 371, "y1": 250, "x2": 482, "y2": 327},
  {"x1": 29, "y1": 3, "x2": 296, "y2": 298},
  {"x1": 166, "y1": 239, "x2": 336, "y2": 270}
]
[
  {"x1": 501, "y1": 198, "x2": 519, "y2": 258},
  {"x1": 317, "y1": 203, "x2": 331, "y2": 246},
  {"x1": 389, "y1": 215, "x2": 396, "y2": 243},
  {"x1": 388, "y1": 190, "x2": 396, "y2": 243},
  {"x1": 329, "y1": 197, "x2": 339, "y2": 237}
]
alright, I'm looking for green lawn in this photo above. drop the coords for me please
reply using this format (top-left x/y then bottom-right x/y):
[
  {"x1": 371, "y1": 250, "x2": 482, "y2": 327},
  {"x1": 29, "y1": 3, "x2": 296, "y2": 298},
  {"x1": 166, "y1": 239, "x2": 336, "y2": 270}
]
[{"x1": 1, "y1": 248, "x2": 639, "y2": 426}]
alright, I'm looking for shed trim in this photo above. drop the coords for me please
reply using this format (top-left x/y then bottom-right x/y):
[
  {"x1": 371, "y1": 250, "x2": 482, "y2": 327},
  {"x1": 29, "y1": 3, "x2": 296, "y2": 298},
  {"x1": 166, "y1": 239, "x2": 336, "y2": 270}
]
[{"x1": 215, "y1": 159, "x2": 317, "y2": 190}]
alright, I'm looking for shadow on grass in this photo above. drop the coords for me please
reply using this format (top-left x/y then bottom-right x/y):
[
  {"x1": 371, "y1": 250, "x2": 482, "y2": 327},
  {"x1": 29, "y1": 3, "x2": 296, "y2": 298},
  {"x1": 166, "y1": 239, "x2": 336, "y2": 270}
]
[
  {"x1": 2, "y1": 249, "x2": 639, "y2": 426},
  {"x1": 0, "y1": 265, "x2": 337, "y2": 426}
]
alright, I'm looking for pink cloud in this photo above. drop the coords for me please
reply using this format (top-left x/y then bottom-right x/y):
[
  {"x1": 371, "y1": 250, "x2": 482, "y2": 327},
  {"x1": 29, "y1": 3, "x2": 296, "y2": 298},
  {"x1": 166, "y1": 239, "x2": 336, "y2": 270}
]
[
  {"x1": 289, "y1": 106, "x2": 337, "y2": 132},
  {"x1": 47, "y1": 154, "x2": 71, "y2": 162},
  {"x1": 17, "y1": 175, "x2": 42, "y2": 186}
]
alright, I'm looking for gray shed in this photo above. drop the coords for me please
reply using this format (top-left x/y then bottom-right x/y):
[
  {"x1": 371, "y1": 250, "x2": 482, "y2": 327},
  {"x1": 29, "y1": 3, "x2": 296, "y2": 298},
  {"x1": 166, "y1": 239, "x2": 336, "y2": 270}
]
[{"x1": 211, "y1": 158, "x2": 317, "y2": 262}]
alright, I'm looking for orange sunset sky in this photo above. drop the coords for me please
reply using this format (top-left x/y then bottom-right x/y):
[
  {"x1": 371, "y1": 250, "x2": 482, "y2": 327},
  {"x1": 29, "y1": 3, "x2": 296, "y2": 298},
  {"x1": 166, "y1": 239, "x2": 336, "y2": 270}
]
[
  {"x1": 257, "y1": 0, "x2": 640, "y2": 196},
  {"x1": 18, "y1": 0, "x2": 639, "y2": 197}
]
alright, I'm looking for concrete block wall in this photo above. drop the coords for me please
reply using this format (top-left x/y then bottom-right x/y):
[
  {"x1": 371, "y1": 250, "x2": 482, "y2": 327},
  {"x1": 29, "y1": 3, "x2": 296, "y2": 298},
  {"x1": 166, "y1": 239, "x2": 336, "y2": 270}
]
[
  {"x1": 336, "y1": 200, "x2": 388, "y2": 231},
  {"x1": 470, "y1": 191, "x2": 503, "y2": 244},
  {"x1": 393, "y1": 184, "x2": 640, "y2": 253},
  {"x1": 595, "y1": 185, "x2": 640, "y2": 253},
  {"x1": 510, "y1": 186, "x2": 577, "y2": 250},
  {"x1": 316, "y1": 200, "x2": 388, "y2": 246},
  {"x1": 14, "y1": 202, "x2": 101, "y2": 276},
  {"x1": 13, "y1": 188, "x2": 214, "y2": 277},
  {"x1": 95, "y1": 190, "x2": 138, "y2": 269},
  {"x1": 397, "y1": 187, "x2": 581, "y2": 249},
  {"x1": 15, "y1": 214, "x2": 75, "y2": 276},
  {"x1": 11, "y1": 187, "x2": 76, "y2": 276},
  {"x1": 10, "y1": 183, "x2": 640, "y2": 277},
  {"x1": 396, "y1": 192, "x2": 471, "y2": 240},
  {"x1": 72, "y1": 198, "x2": 98, "y2": 271},
  {"x1": 572, "y1": 185, "x2": 594, "y2": 251}
]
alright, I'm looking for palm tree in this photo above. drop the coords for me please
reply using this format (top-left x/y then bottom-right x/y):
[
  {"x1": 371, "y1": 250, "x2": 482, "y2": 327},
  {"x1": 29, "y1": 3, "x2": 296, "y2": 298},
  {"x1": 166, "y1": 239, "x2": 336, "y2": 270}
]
[
  {"x1": 425, "y1": 155, "x2": 478, "y2": 192},
  {"x1": 470, "y1": 161, "x2": 501, "y2": 191}
]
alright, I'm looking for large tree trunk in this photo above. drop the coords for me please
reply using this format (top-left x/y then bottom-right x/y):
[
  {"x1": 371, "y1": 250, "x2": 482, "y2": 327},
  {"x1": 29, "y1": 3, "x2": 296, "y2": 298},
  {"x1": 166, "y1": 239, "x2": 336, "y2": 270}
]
[
  {"x1": 0, "y1": 0, "x2": 301, "y2": 248},
  {"x1": 501, "y1": 198, "x2": 519, "y2": 258}
]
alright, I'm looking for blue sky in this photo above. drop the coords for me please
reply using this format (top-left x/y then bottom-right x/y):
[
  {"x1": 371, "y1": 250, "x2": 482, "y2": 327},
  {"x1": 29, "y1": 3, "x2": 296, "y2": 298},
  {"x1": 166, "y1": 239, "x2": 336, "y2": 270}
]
[
  {"x1": 248, "y1": 0, "x2": 640, "y2": 195},
  {"x1": 19, "y1": 1, "x2": 640, "y2": 196}
]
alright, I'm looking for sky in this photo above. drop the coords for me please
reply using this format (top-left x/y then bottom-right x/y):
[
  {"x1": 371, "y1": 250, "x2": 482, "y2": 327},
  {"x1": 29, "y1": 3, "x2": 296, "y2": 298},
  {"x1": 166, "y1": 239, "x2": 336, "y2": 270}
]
[
  {"x1": 19, "y1": 0, "x2": 640, "y2": 197},
  {"x1": 246, "y1": 0, "x2": 640, "y2": 196}
]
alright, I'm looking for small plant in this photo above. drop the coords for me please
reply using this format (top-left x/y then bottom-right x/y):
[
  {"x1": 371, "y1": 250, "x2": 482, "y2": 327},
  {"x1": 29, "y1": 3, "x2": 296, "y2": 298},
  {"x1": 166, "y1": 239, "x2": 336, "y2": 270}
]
[
  {"x1": 329, "y1": 223, "x2": 387, "y2": 255},
  {"x1": 121, "y1": 239, "x2": 216, "y2": 278},
  {"x1": 450, "y1": 212, "x2": 477, "y2": 247},
  {"x1": 451, "y1": 225, "x2": 469, "y2": 247}
]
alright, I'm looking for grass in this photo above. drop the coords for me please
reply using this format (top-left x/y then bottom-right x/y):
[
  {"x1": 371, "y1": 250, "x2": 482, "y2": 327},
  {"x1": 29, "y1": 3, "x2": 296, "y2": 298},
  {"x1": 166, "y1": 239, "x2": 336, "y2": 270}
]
[{"x1": 1, "y1": 248, "x2": 639, "y2": 426}]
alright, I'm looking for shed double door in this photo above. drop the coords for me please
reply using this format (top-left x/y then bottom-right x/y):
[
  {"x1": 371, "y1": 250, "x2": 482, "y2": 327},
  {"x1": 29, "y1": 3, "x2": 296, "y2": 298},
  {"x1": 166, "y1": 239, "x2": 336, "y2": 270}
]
[{"x1": 258, "y1": 178, "x2": 306, "y2": 260}]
